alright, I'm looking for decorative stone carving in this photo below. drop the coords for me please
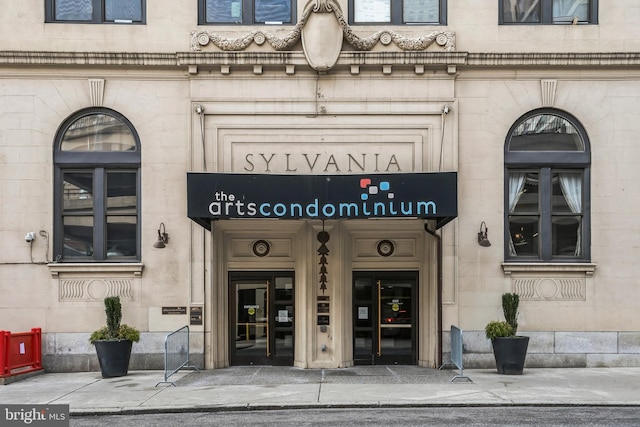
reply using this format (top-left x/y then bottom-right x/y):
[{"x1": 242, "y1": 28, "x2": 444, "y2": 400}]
[
  {"x1": 190, "y1": 0, "x2": 456, "y2": 61},
  {"x1": 59, "y1": 279, "x2": 134, "y2": 302},
  {"x1": 301, "y1": 0, "x2": 343, "y2": 71},
  {"x1": 513, "y1": 277, "x2": 585, "y2": 301},
  {"x1": 541, "y1": 79, "x2": 557, "y2": 107},
  {"x1": 88, "y1": 78, "x2": 104, "y2": 107}
]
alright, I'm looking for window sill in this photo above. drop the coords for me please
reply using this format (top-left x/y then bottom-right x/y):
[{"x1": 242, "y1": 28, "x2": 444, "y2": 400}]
[
  {"x1": 48, "y1": 262, "x2": 144, "y2": 278},
  {"x1": 502, "y1": 262, "x2": 596, "y2": 276}
]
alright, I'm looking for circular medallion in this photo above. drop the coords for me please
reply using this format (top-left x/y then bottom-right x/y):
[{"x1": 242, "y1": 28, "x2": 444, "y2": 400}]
[
  {"x1": 254, "y1": 32, "x2": 266, "y2": 45},
  {"x1": 436, "y1": 33, "x2": 448, "y2": 46},
  {"x1": 197, "y1": 32, "x2": 211, "y2": 47},
  {"x1": 377, "y1": 240, "x2": 395, "y2": 257},
  {"x1": 252, "y1": 240, "x2": 270, "y2": 257},
  {"x1": 380, "y1": 32, "x2": 392, "y2": 45}
]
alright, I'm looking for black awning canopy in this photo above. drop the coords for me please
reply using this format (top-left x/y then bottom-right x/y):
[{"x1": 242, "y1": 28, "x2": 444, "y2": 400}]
[{"x1": 187, "y1": 172, "x2": 457, "y2": 230}]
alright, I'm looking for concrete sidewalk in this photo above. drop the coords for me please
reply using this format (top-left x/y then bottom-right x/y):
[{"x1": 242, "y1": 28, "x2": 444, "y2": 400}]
[{"x1": 1, "y1": 366, "x2": 640, "y2": 416}]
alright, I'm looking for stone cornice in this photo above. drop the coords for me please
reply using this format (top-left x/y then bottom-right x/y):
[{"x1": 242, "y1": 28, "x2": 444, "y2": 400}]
[
  {"x1": 1, "y1": 51, "x2": 639, "y2": 69},
  {"x1": 467, "y1": 52, "x2": 640, "y2": 66}
]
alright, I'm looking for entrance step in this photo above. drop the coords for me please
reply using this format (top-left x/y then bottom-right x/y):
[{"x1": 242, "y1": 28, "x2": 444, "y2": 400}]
[{"x1": 175, "y1": 366, "x2": 455, "y2": 387}]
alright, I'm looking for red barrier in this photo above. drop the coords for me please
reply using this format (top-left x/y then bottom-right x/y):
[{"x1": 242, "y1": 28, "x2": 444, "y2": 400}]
[{"x1": 0, "y1": 328, "x2": 43, "y2": 378}]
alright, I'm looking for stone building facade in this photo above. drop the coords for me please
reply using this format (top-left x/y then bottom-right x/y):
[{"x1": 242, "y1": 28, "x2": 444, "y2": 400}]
[{"x1": 1, "y1": 0, "x2": 640, "y2": 372}]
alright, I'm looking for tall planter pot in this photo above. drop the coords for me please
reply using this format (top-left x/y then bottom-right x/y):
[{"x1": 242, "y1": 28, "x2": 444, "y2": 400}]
[
  {"x1": 94, "y1": 339, "x2": 133, "y2": 378},
  {"x1": 491, "y1": 336, "x2": 529, "y2": 375}
]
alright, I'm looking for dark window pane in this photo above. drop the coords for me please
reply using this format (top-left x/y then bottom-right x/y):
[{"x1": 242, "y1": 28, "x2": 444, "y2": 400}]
[
  {"x1": 206, "y1": 0, "x2": 243, "y2": 22},
  {"x1": 509, "y1": 172, "x2": 539, "y2": 213},
  {"x1": 509, "y1": 114, "x2": 584, "y2": 151},
  {"x1": 380, "y1": 284, "x2": 412, "y2": 324},
  {"x1": 274, "y1": 329, "x2": 293, "y2": 355},
  {"x1": 354, "y1": 0, "x2": 390, "y2": 22},
  {"x1": 509, "y1": 216, "x2": 539, "y2": 256},
  {"x1": 55, "y1": 0, "x2": 93, "y2": 21},
  {"x1": 553, "y1": 172, "x2": 582, "y2": 213},
  {"x1": 275, "y1": 277, "x2": 294, "y2": 300},
  {"x1": 403, "y1": 0, "x2": 439, "y2": 23},
  {"x1": 552, "y1": 215, "x2": 581, "y2": 256},
  {"x1": 106, "y1": 171, "x2": 137, "y2": 214},
  {"x1": 63, "y1": 172, "x2": 93, "y2": 213},
  {"x1": 553, "y1": 0, "x2": 588, "y2": 23},
  {"x1": 106, "y1": 216, "x2": 137, "y2": 257},
  {"x1": 255, "y1": 0, "x2": 291, "y2": 23},
  {"x1": 105, "y1": 0, "x2": 143, "y2": 21},
  {"x1": 354, "y1": 278, "x2": 372, "y2": 300},
  {"x1": 502, "y1": 0, "x2": 541, "y2": 22},
  {"x1": 60, "y1": 114, "x2": 137, "y2": 152},
  {"x1": 63, "y1": 216, "x2": 93, "y2": 257}
]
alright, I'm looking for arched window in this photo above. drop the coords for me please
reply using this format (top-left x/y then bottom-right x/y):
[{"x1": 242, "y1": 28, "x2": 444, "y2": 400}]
[
  {"x1": 53, "y1": 108, "x2": 141, "y2": 262},
  {"x1": 504, "y1": 109, "x2": 590, "y2": 262}
]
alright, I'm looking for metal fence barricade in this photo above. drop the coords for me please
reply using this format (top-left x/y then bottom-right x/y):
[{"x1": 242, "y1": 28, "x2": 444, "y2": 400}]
[
  {"x1": 0, "y1": 328, "x2": 43, "y2": 380},
  {"x1": 440, "y1": 324, "x2": 471, "y2": 382},
  {"x1": 155, "y1": 325, "x2": 199, "y2": 387}
]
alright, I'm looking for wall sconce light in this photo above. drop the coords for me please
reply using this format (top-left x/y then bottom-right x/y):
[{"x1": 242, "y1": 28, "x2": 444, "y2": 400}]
[
  {"x1": 153, "y1": 223, "x2": 169, "y2": 248},
  {"x1": 477, "y1": 221, "x2": 491, "y2": 247}
]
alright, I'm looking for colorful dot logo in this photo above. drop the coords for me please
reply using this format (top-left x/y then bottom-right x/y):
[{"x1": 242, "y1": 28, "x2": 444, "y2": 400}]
[{"x1": 360, "y1": 178, "x2": 394, "y2": 201}]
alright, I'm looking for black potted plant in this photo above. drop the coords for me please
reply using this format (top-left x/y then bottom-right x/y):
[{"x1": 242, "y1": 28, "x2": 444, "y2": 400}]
[
  {"x1": 89, "y1": 296, "x2": 140, "y2": 378},
  {"x1": 485, "y1": 292, "x2": 529, "y2": 375}
]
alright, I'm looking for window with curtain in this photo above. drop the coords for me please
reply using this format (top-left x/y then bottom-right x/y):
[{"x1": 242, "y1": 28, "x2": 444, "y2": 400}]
[
  {"x1": 499, "y1": 0, "x2": 597, "y2": 24},
  {"x1": 198, "y1": 0, "x2": 295, "y2": 24},
  {"x1": 504, "y1": 109, "x2": 590, "y2": 262},
  {"x1": 45, "y1": 0, "x2": 145, "y2": 24},
  {"x1": 348, "y1": 0, "x2": 446, "y2": 25},
  {"x1": 54, "y1": 109, "x2": 141, "y2": 262}
]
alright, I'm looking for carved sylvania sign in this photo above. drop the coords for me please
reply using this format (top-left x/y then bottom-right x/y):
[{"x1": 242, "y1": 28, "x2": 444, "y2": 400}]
[{"x1": 187, "y1": 172, "x2": 457, "y2": 229}]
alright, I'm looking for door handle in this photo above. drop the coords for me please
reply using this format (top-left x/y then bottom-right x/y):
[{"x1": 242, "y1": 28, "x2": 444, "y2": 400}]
[
  {"x1": 266, "y1": 280, "x2": 271, "y2": 357},
  {"x1": 377, "y1": 280, "x2": 381, "y2": 356}
]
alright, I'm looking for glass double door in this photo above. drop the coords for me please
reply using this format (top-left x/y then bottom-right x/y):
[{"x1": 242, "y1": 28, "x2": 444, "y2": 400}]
[
  {"x1": 353, "y1": 272, "x2": 418, "y2": 365},
  {"x1": 229, "y1": 272, "x2": 294, "y2": 366}
]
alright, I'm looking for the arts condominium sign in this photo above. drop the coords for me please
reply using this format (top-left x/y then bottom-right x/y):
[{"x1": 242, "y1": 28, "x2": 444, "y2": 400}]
[{"x1": 187, "y1": 172, "x2": 457, "y2": 229}]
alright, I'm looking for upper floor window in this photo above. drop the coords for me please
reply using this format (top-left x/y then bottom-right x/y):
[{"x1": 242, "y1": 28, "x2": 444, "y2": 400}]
[
  {"x1": 45, "y1": 0, "x2": 146, "y2": 24},
  {"x1": 504, "y1": 109, "x2": 591, "y2": 262},
  {"x1": 349, "y1": 0, "x2": 446, "y2": 25},
  {"x1": 54, "y1": 109, "x2": 141, "y2": 262},
  {"x1": 500, "y1": 0, "x2": 598, "y2": 24},
  {"x1": 198, "y1": 0, "x2": 295, "y2": 24}
]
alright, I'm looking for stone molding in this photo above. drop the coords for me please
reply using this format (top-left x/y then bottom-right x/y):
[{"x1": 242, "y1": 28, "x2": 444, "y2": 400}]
[
  {"x1": 49, "y1": 263, "x2": 143, "y2": 303},
  {"x1": 502, "y1": 263, "x2": 595, "y2": 301},
  {"x1": 2, "y1": 51, "x2": 639, "y2": 69},
  {"x1": 49, "y1": 262, "x2": 144, "y2": 278},
  {"x1": 502, "y1": 263, "x2": 596, "y2": 275}
]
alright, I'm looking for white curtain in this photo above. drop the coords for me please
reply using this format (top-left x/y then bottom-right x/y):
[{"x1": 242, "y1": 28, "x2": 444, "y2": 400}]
[
  {"x1": 559, "y1": 173, "x2": 582, "y2": 256},
  {"x1": 553, "y1": 0, "x2": 588, "y2": 21},
  {"x1": 508, "y1": 173, "x2": 527, "y2": 256}
]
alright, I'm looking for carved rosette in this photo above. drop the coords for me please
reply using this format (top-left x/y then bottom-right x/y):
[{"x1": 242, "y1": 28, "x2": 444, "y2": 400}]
[{"x1": 190, "y1": 0, "x2": 456, "y2": 55}]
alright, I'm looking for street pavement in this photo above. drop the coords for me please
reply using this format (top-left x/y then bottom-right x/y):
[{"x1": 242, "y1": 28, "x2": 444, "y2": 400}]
[{"x1": 1, "y1": 366, "x2": 640, "y2": 416}]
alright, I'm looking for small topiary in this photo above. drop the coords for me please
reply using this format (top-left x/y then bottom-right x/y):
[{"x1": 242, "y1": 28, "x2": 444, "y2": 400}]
[
  {"x1": 502, "y1": 293, "x2": 520, "y2": 336},
  {"x1": 485, "y1": 320, "x2": 514, "y2": 340},
  {"x1": 89, "y1": 296, "x2": 140, "y2": 344}
]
